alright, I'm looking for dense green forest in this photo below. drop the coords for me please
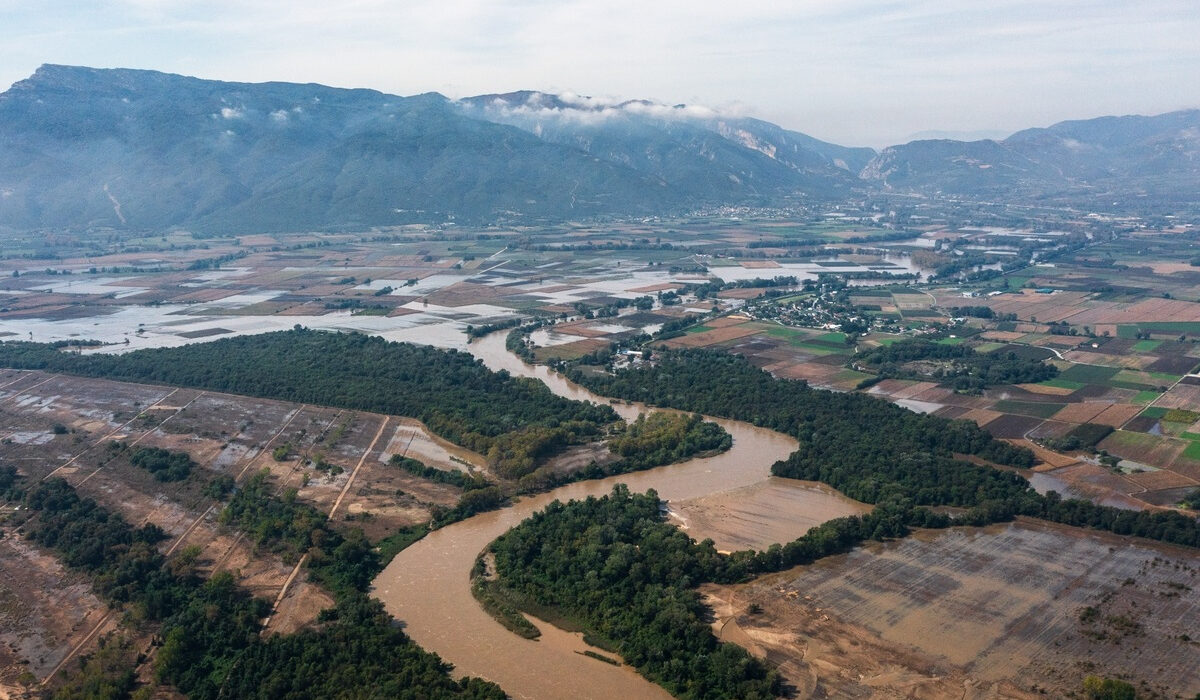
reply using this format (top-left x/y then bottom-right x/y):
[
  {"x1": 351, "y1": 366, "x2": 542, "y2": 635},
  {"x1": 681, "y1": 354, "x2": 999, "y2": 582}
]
[
  {"x1": 128, "y1": 446, "x2": 195, "y2": 482},
  {"x1": 568, "y1": 347, "x2": 1035, "y2": 492},
  {"x1": 853, "y1": 339, "x2": 1058, "y2": 391},
  {"x1": 0, "y1": 466, "x2": 504, "y2": 699},
  {"x1": 0, "y1": 329, "x2": 617, "y2": 475},
  {"x1": 607, "y1": 412, "x2": 731, "y2": 471}
]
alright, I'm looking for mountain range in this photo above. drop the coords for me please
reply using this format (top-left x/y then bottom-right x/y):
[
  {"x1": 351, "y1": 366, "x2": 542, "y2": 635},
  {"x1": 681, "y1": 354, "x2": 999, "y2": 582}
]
[
  {"x1": 864, "y1": 110, "x2": 1200, "y2": 207},
  {"x1": 0, "y1": 65, "x2": 1196, "y2": 234}
]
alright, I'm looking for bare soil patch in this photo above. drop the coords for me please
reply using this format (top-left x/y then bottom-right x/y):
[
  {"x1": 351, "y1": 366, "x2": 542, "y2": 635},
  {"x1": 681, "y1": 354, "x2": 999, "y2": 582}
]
[
  {"x1": 1050, "y1": 401, "x2": 1112, "y2": 424},
  {"x1": 669, "y1": 478, "x2": 871, "y2": 552},
  {"x1": 1090, "y1": 403, "x2": 1144, "y2": 428},
  {"x1": 0, "y1": 535, "x2": 111, "y2": 687},
  {"x1": 664, "y1": 325, "x2": 760, "y2": 348}
]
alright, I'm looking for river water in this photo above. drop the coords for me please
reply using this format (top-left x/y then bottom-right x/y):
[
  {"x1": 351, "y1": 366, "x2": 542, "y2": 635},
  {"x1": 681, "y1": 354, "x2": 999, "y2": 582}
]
[{"x1": 373, "y1": 332, "x2": 853, "y2": 699}]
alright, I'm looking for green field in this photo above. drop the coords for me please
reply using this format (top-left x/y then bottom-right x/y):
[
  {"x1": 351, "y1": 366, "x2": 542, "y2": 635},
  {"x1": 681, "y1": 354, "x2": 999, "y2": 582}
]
[
  {"x1": 1110, "y1": 379, "x2": 1160, "y2": 392},
  {"x1": 1108, "y1": 369, "x2": 1178, "y2": 392},
  {"x1": 1132, "y1": 339, "x2": 1162, "y2": 352},
  {"x1": 1182, "y1": 441, "x2": 1200, "y2": 461},
  {"x1": 815, "y1": 331, "x2": 848, "y2": 344},
  {"x1": 1100, "y1": 429, "x2": 1168, "y2": 457},
  {"x1": 1119, "y1": 322, "x2": 1200, "y2": 338},
  {"x1": 760, "y1": 325, "x2": 811, "y2": 343},
  {"x1": 794, "y1": 342, "x2": 844, "y2": 356},
  {"x1": 771, "y1": 294, "x2": 808, "y2": 304},
  {"x1": 1058, "y1": 363, "x2": 1121, "y2": 384}
]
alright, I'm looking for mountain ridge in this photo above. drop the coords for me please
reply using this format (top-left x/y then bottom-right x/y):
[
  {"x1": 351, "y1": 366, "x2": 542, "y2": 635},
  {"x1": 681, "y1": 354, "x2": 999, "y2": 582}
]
[{"x1": 0, "y1": 64, "x2": 1196, "y2": 234}]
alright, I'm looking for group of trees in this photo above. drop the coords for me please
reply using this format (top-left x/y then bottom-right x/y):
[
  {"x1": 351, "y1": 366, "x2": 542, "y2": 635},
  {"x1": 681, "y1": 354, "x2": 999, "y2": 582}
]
[
  {"x1": 1040, "y1": 422, "x2": 1114, "y2": 453},
  {"x1": 390, "y1": 455, "x2": 490, "y2": 491},
  {"x1": 688, "y1": 276, "x2": 799, "y2": 301},
  {"x1": 490, "y1": 486, "x2": 781, "y2": 699},
  {"x1": 1, "y1": 466, "x2": 504, "y2": 699},
  {"x1": 946, "y1": 305, "x2": 1018, "y2": 323},
  {"x1": 607, "y1": 412, "x2": 731, "y2": 472},
  {"x1": 128, "y1": 446, "x2": 195, "y2": 482},
  {"x1": 484, "y1": 422, "x2": 599, "y2": 480},
  {"x1": 854, "y1": 339, "x2": 1058, "y2": 392},
  {"x1": 464, "y1": 317, "x2": 524, "y2": 339}
]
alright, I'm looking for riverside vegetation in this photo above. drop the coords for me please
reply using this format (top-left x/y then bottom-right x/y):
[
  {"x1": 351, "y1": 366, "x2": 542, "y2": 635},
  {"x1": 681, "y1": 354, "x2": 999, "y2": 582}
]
[
  {"x1": 0, "y1": 328, "x2": 618, "y2": 480},
  {"x1": 0, "y1": 466, "x2": 504, "y2": 699}
]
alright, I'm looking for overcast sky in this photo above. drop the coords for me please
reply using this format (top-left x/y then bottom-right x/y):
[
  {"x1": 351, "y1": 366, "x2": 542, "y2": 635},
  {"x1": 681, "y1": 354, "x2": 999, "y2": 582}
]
[{"x1": 2, "y1": 0, "x2": 1197, "y2": 146}]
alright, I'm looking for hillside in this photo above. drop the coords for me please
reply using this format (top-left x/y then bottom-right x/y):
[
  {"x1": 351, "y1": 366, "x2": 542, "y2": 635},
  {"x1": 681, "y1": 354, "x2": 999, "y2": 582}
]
[
  {"x1": 0, "y1": 66, "x2": 860, "y2": 234},
  {"x1": 861, "y1": 109, "x2": 1200, "y2": 209}
]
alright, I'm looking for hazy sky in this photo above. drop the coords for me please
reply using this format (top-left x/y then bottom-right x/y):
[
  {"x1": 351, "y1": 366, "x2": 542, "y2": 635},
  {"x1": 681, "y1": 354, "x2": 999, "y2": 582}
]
[{"x1": 2, "y1": 0, "x2": 1197, "y2": 146}]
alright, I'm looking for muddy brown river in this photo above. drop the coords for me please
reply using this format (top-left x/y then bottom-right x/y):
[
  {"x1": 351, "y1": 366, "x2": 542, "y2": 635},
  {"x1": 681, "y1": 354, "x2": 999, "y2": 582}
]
[{"x1": 374, "y1": 332, "x2": 860, "y2": 699}]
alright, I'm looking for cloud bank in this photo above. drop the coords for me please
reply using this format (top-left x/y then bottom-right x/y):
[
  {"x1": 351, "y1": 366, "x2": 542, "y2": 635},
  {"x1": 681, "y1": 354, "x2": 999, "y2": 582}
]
[
  {"x1": 462, "y1": 91, "x2": 724, "y2": 127},
  {"x1": 1, "y1": 0, "x2": 1197, "y2": 145}
]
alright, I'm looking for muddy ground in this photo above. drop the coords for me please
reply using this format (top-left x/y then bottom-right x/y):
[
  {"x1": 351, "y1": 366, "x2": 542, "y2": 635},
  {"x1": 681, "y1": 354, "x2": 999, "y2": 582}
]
[
  {"x1": 669, "y1": 477, "x2": 871, "y2": 552},
  {"x1": 703, "y1": 518, "x2": 1200, "y2": 699}
]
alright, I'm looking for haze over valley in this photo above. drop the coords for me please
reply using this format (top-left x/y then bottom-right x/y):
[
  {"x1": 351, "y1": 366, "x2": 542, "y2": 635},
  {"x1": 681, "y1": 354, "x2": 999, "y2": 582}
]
[{"x1": 1, "y1": 5, "x2": 1199, "y2": 699}]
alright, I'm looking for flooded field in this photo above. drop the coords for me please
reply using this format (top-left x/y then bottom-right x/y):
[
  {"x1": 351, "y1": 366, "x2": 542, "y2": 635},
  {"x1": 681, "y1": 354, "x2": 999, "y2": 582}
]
[
  {"x1": 708, "y1": 519, "x2": 1200, "y2": 698},
  {"x1": 0, "y1": 223, "x2": 933, "y2": 358}
]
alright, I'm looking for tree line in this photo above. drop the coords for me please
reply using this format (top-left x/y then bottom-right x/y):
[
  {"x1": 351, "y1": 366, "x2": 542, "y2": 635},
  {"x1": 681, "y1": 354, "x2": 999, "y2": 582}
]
[
  {"x1": 854, "y1": 339, "x2": 1058, "y2": 391},
  {"x1": 0, "y1": 328, "x2": 618, "y2": 476}
]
